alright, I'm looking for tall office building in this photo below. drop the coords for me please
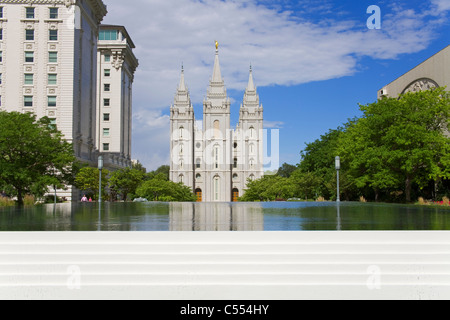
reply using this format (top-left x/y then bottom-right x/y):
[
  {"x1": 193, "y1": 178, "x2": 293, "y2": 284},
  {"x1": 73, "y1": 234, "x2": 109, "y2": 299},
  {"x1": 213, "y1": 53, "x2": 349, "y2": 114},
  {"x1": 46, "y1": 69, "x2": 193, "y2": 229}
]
[
  {"x1": 0, "y1": 1, "x2": 138, "y2": 200},
  {"x1": 96, "y1": 25, "x2": 138, "y2": 169}
]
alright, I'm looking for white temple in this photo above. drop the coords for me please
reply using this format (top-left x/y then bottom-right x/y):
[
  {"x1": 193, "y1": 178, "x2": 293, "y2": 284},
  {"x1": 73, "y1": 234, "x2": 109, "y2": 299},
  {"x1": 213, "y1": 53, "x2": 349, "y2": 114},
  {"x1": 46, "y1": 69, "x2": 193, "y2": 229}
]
[{"x1": 170, "y1": 43, "x2": 264, "y2": 202}]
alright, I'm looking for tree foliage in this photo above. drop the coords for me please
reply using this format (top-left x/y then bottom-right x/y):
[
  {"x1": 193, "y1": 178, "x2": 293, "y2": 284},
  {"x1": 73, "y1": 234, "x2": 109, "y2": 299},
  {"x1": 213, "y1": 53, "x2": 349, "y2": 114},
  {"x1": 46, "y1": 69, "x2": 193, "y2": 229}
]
[
  {"x1": 74, "y1": 166, "x2": 110, "y2": 200},
  {"x1": 0, "y1": 111, "x2": 75, "y2": 205},
  {"x1": 109, "y1": 168, "x2": 145, "y2": 201},
  {"x1": 241, "y1": 88, "x2": 450, "y2": 203},
  {"x1": 339, "y1": 88, "x2": 450, "y2": 202},
  {"x1": 135, "y1": 174, "x2": 195, "y2": 202}
]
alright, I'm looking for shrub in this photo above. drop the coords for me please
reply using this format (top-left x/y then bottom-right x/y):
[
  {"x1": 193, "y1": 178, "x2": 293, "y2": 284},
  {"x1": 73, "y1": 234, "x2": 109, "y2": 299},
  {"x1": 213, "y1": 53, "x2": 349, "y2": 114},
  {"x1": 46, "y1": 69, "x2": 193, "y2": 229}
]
[
  {"x1": 0, "y1": 197, "x2": 14, "y2": 207},
  {"x1": 23, "y1": 195, "x2": 35, "y2": 206}
]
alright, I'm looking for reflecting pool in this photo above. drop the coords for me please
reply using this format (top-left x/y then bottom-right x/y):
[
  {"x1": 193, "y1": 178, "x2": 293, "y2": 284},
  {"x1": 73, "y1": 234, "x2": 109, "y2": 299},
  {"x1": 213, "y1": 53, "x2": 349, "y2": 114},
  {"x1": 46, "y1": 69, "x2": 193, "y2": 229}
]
[{"x1": 1, "y1": 201, "x2": 450, "y2": 232}]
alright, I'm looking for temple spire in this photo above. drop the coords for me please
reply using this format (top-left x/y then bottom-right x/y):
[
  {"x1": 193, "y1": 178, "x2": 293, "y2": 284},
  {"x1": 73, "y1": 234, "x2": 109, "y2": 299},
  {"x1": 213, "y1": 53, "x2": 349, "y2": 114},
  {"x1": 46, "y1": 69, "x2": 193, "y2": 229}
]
[
  {"x1": 247, "y1": 64, "x2": 255, "y2": 92},
  {"x1": 211, "y1": 41, "x2": 222, "y2": 83},
  {"x1": 178, "y1": 64, "x2": 186, "y2": 91}
]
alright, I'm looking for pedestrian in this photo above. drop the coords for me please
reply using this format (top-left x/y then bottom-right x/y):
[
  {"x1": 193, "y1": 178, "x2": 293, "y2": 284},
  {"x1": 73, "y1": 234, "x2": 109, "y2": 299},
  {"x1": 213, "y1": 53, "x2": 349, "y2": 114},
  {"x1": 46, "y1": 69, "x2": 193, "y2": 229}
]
[{"x1": 81, "y1": 195, "x2": 88, "y2": 202}]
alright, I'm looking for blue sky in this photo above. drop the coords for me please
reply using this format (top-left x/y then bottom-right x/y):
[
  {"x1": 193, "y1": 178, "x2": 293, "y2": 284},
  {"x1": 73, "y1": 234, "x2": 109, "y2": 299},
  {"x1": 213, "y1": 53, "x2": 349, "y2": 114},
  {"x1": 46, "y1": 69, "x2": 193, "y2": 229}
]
[{"x1": 102, "y1": 0, "x2": 450, "y2": 171}]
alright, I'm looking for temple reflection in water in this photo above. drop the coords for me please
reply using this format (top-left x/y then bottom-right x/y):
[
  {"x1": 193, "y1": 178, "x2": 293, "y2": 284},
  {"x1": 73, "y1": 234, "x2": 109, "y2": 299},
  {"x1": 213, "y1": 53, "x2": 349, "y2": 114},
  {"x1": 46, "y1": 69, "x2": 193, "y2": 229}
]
[{"x1": 169, "y1": 202, "x2": 264, "y2": 231}]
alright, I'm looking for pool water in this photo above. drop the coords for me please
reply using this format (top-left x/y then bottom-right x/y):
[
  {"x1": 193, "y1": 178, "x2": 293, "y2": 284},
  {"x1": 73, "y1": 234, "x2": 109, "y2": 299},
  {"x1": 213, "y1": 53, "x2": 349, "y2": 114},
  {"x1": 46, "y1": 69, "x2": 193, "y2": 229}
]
[{"x1": 1, "y1": 201, "x2": 449, "y2": 231}]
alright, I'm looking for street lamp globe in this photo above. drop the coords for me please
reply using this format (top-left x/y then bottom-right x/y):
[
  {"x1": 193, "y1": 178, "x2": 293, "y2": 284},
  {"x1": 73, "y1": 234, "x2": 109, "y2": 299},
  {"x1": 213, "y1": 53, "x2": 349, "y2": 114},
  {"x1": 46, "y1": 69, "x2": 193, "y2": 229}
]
[{"x1": 335, "y1": 156, "x2": 341, "y2": 171}]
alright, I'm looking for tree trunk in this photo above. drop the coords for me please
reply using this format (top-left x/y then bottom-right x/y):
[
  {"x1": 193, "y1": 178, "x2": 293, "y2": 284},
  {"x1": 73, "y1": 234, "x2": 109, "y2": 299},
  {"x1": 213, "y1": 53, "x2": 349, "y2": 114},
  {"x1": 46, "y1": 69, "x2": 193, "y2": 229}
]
[
  {"x1": 405, "y1": 177, "x2": 412, "y2": 202},
  {"x1": 17, "y1": 189, "x2": 24, "y2": 206}
]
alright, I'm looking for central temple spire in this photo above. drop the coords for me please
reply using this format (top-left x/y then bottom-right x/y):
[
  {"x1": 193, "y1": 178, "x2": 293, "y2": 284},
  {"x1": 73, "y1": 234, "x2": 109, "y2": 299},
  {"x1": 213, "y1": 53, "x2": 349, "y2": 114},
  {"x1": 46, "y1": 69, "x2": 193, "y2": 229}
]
[
  {"x1": 211, "y1": 41, "x2": 222, "y2": 83},
  {"x1": 205, "y1": 41, "x2": 229, "y2": 109}
]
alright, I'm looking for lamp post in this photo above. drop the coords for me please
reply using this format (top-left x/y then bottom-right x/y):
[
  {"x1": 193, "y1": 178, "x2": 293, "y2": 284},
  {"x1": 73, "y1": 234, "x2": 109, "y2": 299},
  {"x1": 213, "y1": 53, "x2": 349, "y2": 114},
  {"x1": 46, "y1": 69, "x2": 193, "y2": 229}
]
[
  {"x1": 98, "y1": 155, "x2": 103, "y2": 203},
  {"x1": 335, "y1": 156, "x2": 340, "y2": 203}
]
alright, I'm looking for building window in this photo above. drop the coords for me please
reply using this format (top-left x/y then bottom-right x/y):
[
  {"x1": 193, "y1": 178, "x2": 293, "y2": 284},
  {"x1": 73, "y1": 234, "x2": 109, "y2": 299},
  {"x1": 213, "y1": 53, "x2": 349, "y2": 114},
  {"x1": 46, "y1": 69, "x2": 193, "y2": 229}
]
[
  {"x1": 214, "y1": 146, "x2": 219, "y2": 169},
  {"x1": 24, "y1": 96, "x2": 33, "y2": 107},
  {"x1": 49, "y1": 118, "x2": 57, "y2": 130},
  {"x1": 104, "y1": 54, "x2": 111, "y2": 62},
  {"x1": 48, "y1": 74, "x2": 57, "y2": 85},
  {"x1": 0, "y1": 7, "x2": 3, "y2": 19},
  {"x1": 233, "y1": 158, "x2": 238, "y2": 169},
  {"x1": 0, "y1": 51, "x2": 2, "y2": 62},
  {"x1": 104, "y1": 84, "x2": 110, "y2": 92},
  {"x1": 49, "y1": 8, "x2": 58, "y2": 19},
  {"x1": 0, "y1": 73, "x2": 2, "y2": 84},
  {"x1": 214, "y1": 176, "x2": 220, "y2": 201},
  {"x1": 48, "y1": 96, "x2": 56, "y2": 107},
  {"x1": 25, "y1": 29, "x2": 34, "y2": 41},
  {"x1": 233, "y1": 174, "x2": 238, "y2": 180},
  {"x1": 196, "y1": 159, "x2": 201, "y2": 169},
  {"x1": 103, "y1": 128, "x2": 110, "y2": 137},
  {"x1": 250, "y1": 159, "x2": 255, "y2": 169},
  {"x1": 213, "y1": 120, "x2": 220, "y2": 139},
  {"x1": 99, "y1": 30, "x2": 118, "y2": 41},
  {"x1": 24, "y1": 74, "x2": 34, "y2": 85},
  {"x1": 25, "y1": 51, "x2": 34, "y2": 63},
  {"x1": 103, "y1": 143, "x2": 110, "y2": 151},
  {"x1": 103, "y1": 113, "x2": 110, "y2": 121},
  {"x1": 49, "y1": 29, "x2": 58, "y2": 41},
  {"x1": 196, "y1": 174, "x2": 201, "y2": 180},
  {"x1": 0, "y1": 29, "x2": 2, "y2": 40},
  {"x1": 26, "y1": 7, "x2": 35, "y2": 19},
  {"x1": 104, "y1": 69, "x2": 110, "y2": 77},
  {"x1": 179, "y1": 126, "x2": 184, "y2": 139},
  {"x1": 103, "y1": 99, "x2": 110, "y2": 107},
  {"x1": 48, "y1": 52, "x2": 57, "y2": 63},
  {"x1": 250, "y1": 126, "x2": 255, "y2": 139}
]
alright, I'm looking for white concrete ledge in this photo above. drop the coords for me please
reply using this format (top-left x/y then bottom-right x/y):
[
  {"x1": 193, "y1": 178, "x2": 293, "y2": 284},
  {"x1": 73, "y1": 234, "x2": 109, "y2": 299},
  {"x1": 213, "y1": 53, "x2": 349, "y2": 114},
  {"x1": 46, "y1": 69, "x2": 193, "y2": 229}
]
[{"x1": 1, "y1": 231, "x2": 449, "y2": 300}]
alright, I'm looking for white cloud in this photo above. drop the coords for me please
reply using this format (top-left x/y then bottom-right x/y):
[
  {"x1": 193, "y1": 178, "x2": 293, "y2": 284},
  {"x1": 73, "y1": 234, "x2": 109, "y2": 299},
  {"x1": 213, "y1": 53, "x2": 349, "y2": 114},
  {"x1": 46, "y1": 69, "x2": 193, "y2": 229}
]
[
  {"x1": 264, "y1": 120, "x2": 284, "y2": 129},
  {"x1": 431, "y1": 0, "x2": 450, "y2": 12},
  {"x1": 101, "y1": 0, "x2": 449, "y2": 170}
]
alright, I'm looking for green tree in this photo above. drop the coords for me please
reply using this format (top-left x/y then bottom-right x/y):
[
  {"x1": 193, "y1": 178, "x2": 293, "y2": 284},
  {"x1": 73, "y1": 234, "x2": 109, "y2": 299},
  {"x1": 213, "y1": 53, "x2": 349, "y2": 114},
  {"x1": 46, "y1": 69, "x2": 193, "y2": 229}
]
[
  {"x1": 109, "y1": 168, "x2": 145, "y2": 201},
  {"x1": 290, "y1": 170, "x2": 323, "y2": 200},
  {"x1": 297, "y1": 125, "x2": 356, "y2": 199},
  {"x1": 135, "y1": 174, "x2": 195, "y2": 202},
  {"x1": 339, "y1": 88, "x2": 450, "y2": 202},
  {"x1": 276, "y1": 163, "x2": 297, "y2": 178},
  {"x1": 74, "y1": 166, "x2": 109, "y2": 200},
  {"x1": 0, "y1": 111, "x2": 75, "y2": 205},
  {"x1": 240, "y1": 175, "x2": 295, "y2": 201},
  {"x1": 132, "y1": 160, "x2": 147, "y2": 173}
]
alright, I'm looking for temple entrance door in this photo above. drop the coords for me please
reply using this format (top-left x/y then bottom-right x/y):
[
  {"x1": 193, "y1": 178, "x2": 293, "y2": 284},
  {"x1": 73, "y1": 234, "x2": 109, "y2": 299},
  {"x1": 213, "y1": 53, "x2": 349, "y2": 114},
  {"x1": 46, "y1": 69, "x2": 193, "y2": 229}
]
[
  {"x1": 232, "y1": 188, "x2": 239, "y2": 202},
  {"x1": 195, "y1": 189, "x2": 202, "y2": 202}
]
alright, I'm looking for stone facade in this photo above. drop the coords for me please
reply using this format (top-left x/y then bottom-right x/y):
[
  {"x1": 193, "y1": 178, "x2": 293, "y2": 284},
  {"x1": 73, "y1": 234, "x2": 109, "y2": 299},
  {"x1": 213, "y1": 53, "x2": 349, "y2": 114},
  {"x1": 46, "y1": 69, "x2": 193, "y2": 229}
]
[
  {"x1": 378, "y1": 45, "x2": 449, "y2": 137},
  {"x1": 378, "y1": 45, "x2": 449, "y2": 99},
  {"x1": 170, "y1": 46, "x2": 264, "y2": 202},
  {"x1": 0, "y1": 1, "x2": 137, "y2": 200},
  {"x1": 96, "y1": 25, "x2": 138, "y2": 170}
]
